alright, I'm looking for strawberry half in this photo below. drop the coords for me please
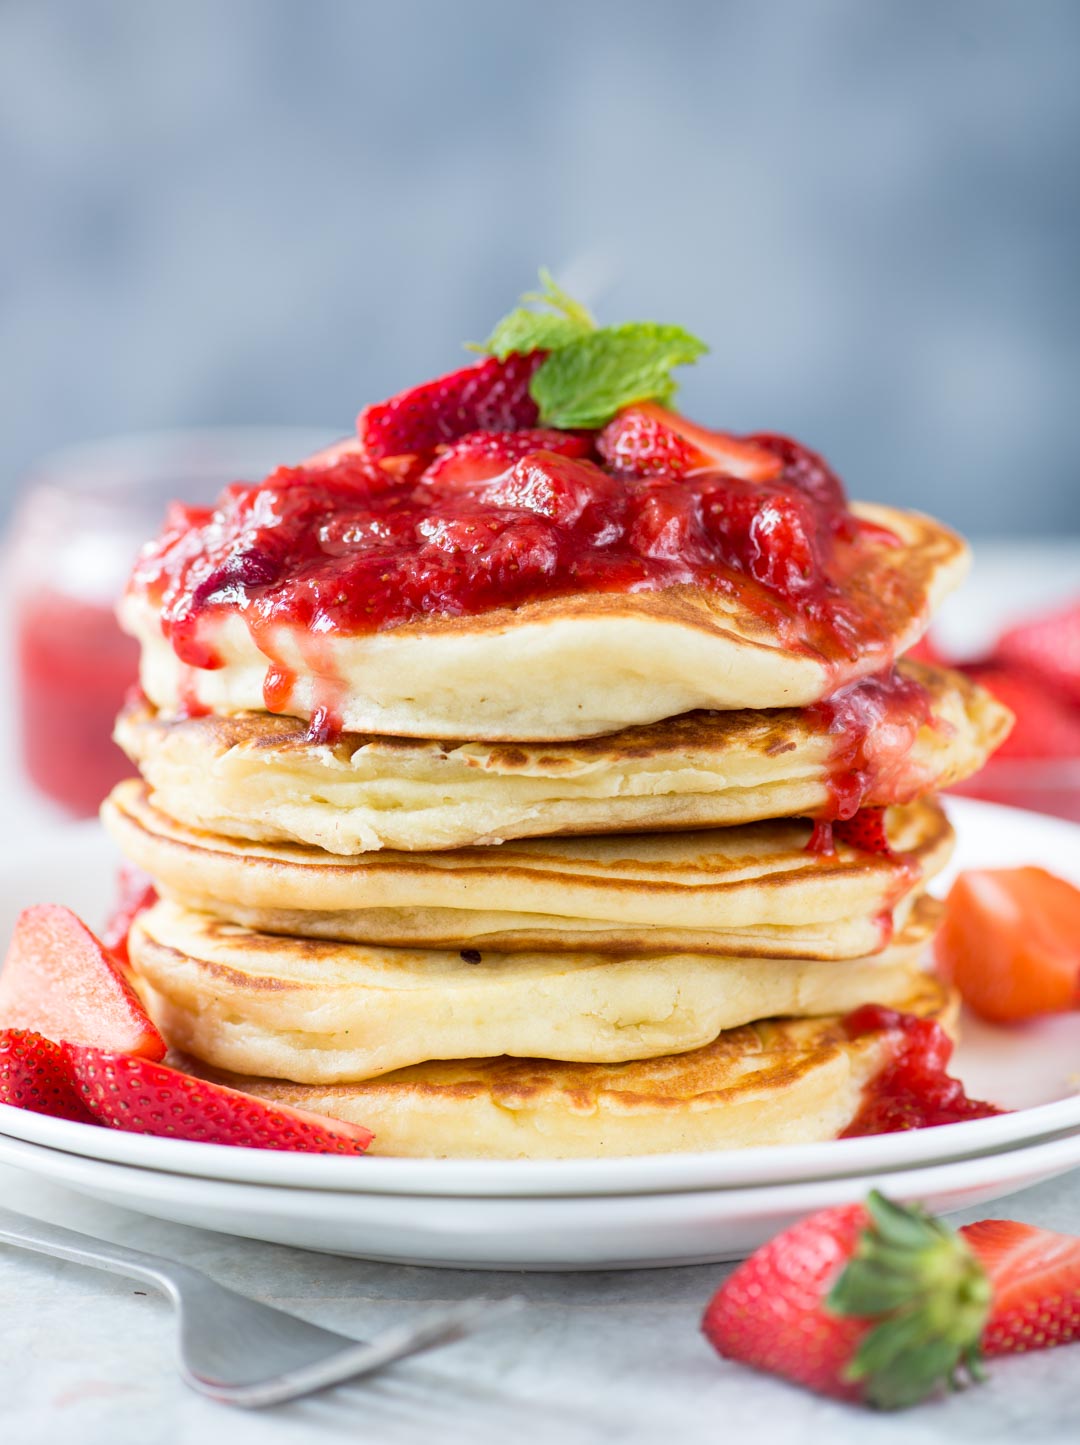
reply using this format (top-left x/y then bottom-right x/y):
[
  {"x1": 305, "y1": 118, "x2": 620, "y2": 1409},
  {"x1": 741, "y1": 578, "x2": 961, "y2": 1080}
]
[
  {"x1": 358, "y1": 353, "x2": 544, "y2": 460},
  {"x1": 703, "y1": 1190, "x2": 992, "y2": 1409},
  {"x1": 597, "y1": 401, "x2": 782, "y2": 482},
  {"x1": 422, "y1": 428, "x2": 593, "y2": 487},
  {"x1": 0, "y1": 1029, "x2": 96, "y2": 1123},
  {"x1": 0, "y1": 905, "x2": 165, "y2": 1060},
  {"x1": 65, "y1": 1046, "x2": 374, "y2": 1154},
  {"x1": 996, "y1": 599, "x2": 1080, "y2": 710},
  {"x1": 102, "y1": 865, "x2": 158, "y2": 968},
  {"x1": 962, "y1": 1219, "x2": 1080, "y2": 1356},
  {"x1": 833, "y1": 807, "x2": 893, "y2": 855},
  {"x1": 936, "y1": 867, "x2": 1080, "y2": 1023}
]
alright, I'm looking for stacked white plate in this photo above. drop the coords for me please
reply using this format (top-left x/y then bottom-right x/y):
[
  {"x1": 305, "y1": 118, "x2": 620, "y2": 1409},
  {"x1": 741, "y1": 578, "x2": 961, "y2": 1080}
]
[{"x1": 1, "y1": 799, "x2": 1078, "y2": 1271}]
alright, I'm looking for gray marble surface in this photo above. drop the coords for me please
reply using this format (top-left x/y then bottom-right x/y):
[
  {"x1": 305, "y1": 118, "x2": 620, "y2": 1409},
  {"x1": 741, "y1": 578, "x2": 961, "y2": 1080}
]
[{"x1": 2, "y1": 1163, "x2": 1080, "y2": 1445}]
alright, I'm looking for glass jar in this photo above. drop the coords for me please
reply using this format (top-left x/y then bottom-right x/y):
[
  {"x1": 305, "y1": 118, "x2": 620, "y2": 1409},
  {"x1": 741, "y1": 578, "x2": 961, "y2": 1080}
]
[{"x1": 6, "y1": 427, "x2": 333, "y2": 816}]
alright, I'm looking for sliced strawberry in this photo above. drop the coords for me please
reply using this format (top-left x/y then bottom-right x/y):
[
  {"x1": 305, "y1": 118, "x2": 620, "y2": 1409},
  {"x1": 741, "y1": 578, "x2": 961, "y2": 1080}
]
[
  {"x1": 962, "y1": 1219, "x2": 1080, "y2": 1356},
  {"x1": 832, "y1": 807, "x2": 893, "y2": 855},
  {"x1": 0, "y1": 904, "x2": 165, "y2": 1060},
  {"x1": 421, "y1": 428, "x2": 593, "y2": 488},
  {"x1": 702, "y1": 1190, "x2": 990, "y2": 1408},
  {"x1": 102, "y1": 865, "x2": 158, "y2": 968},
  {"x1": 996, "y1": 599, "x2": 1080, "y2": 709},
  {"x1": 964, "y1": 664, "x2": 1080, "y2": 760},
  {"x1": 358, "y1": 353, "x2": 544, "y2": 460},
  {"x1": 597, "y1": 401, "x2": 782, "y2": 482},
  {"x1": 936, "y1": 867, "x2": 1080, "y2": 1022},
  {"x1": 0, "y1": 1029, "x2": 96, "y2": 1123},
  {"x1": 65, "y1": 1046, "x2": 373, "y2": 1154}
]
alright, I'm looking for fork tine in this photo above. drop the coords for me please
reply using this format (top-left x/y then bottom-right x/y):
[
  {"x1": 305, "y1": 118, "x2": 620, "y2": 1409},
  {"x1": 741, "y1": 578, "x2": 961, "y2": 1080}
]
[{"x1": 195, "y1": 1296, "x2": 524, "y2": 1409}]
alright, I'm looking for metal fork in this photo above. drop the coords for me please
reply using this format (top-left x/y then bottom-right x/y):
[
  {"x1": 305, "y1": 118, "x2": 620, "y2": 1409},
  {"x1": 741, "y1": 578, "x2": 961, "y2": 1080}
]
[{"x1": 0, "y1": 1206, "x2": 520, "y2": 1408}]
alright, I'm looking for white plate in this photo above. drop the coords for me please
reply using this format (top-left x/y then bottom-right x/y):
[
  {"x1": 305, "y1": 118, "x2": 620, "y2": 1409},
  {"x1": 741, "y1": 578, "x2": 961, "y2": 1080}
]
[
  {"x1": 0, "y1": 799, "x2": 1079, "y2": 1265},
  {"x1": 3, "y1": 1126, "x2": 1080, "y2": 1269}
]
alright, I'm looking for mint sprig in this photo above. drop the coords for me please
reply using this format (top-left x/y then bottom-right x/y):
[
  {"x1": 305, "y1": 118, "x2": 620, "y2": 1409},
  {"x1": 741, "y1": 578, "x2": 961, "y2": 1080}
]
[
  {"x1": 480, "y1": 268, "x2": 596, "y2": 359},
  {"x1": 477, "y1": 271, "x2": 708, "y2": 430}
]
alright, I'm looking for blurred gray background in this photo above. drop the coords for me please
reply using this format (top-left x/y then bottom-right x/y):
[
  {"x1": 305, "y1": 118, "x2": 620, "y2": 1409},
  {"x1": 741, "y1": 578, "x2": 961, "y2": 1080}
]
[{"x1": 2, "y1": 0, "x2": 1078, "y2": 536}]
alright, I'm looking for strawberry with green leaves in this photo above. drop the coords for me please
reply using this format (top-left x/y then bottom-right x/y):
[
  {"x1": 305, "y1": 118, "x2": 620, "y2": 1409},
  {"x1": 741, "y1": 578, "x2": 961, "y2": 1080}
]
[
  {"x1": 703, "y1": 1191, "x2": 1080, "y2": 1409},
  {"x1": 357, "y1": 269, "x2": 711, "y2": 459}
]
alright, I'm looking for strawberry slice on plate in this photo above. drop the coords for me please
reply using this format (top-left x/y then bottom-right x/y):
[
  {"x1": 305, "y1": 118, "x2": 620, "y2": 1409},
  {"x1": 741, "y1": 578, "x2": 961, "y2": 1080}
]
[
  {"x1": 597, "y1": 401, "x2": 782, "y2": 482},
  {"x1": 0, "y1": 904, "x2": 166, "y2": 1059},
  {"x1": 936, "y1": 867, "x2": 1080, "y2": 1022},
  {"x1": 0, "y1": 1029, "x2": 95, "y2": 1123},
  {"x1": 358, "y1": 353, "x2": 544, "y2": 459},
  {"x1": 64, "y1": 1046, "x2": 373, "y2": 1154},
  {"x1": 962, "y1": 1219, "x2": 1080, "y2": 1355}
]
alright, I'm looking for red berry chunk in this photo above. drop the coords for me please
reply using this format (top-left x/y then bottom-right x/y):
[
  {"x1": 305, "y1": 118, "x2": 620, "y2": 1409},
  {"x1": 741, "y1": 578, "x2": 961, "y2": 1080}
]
[{"x1": 358, "y1": 353, "x2": 544, "y2": 459}]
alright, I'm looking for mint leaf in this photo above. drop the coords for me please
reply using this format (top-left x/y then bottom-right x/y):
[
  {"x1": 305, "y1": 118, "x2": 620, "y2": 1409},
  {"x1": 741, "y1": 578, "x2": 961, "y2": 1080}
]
[
  {"x1": 477, "y1": 267, "x2": 596, "y2": 359},
  {"x1": 482, "y1": 308, "x2": 592, "y2": 360},
  {"x1": 531, "y1": 323, "x2": 708, "y2": 429}
]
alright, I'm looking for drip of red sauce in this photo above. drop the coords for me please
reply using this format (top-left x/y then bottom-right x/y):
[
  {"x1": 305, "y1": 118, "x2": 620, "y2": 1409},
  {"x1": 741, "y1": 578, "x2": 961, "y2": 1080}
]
[
  {"x1": 806, "y1": 669, "x2": 933, "y2": 820},
  {"x1": 807, "y1": 819, "x2": 836, "y2": 855},
  {"x1": 306, "y1": 704, "x2": 343, "y2": 746},
  {"x1": 262, "y1": 663, "x2": 296, "y2": 714},
  {"x1": 840, "y1": 1004, "x2": 1004, "y2": 1136},
  {"x1": 127, "y1": 433, "x2": 923, "y2": 681}
]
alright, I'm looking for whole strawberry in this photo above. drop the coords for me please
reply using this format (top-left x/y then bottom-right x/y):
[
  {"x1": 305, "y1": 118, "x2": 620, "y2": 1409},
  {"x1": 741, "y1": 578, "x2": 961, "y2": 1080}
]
[{"x1": 702, "y1": 1191, "x2": 991, "y2": 1408}]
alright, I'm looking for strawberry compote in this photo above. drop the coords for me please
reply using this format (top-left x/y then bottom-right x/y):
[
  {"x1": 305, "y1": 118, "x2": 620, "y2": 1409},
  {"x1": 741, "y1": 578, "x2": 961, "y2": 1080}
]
[
  {"x1": 841, "y1": 1005, "x2": 1004, "y2": 1136},
  {"x1": 130, "y1": 419, "x2": 903, "y2": 677},
  {"x1": 807, "y1": 669, "x2": 933, "y2": 819}
]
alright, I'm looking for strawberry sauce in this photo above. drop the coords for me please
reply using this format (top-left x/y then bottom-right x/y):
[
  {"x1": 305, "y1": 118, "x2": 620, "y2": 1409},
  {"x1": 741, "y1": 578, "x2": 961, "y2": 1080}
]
[
  {"x1": 807, "y1": 670, "x2": 933, "y2": 819},
  {"x1": 128, "y1": 430, "x2": 914, "y2": 680},
  {"x1": 841, "y1": 1004, "x2": 1004, "y2": 1136}
]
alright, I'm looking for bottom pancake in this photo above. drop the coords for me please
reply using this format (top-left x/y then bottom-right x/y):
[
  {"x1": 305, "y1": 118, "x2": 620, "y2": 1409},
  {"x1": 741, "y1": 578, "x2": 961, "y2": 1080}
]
[
  {"x1": 129, "y1": 896, "x2": 942, "y2": 1085},
  {"x1": 181, "y1": 973, "x2": 957, "y2": 1158}
]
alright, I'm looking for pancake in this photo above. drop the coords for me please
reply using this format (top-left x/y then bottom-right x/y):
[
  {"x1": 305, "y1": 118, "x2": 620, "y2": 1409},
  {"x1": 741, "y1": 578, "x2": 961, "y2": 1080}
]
[
  {"x1": 119, "y1": 503, "x2": 968, "y2": 741},
  {"x1": 128, "y1": 896, "x2": 942, "y2": 1086},
  {"x1": 105, "y1": 784, "x2": 952, "y2": 958},
  {"x1": 175, "y1": 972, "x2": 957, "y2": 1157},
  {"x1": 113, "y1": 661, "x2": 1009, "y2": 855}
]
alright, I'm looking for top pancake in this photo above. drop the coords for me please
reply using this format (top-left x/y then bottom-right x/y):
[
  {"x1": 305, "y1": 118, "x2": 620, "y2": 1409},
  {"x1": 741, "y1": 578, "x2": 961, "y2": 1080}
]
[
  {"x1": 114, "y1": 661, "x2": 1009, "y2": 854},
  {"x1": 120, "y1": 503, "x2": 968, "y2": 740}
]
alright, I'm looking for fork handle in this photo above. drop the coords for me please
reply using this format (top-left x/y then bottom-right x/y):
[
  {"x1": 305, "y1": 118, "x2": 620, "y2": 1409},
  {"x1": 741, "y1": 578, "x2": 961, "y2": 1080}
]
[{"x1": 0, "y1": 1204, "x2": 192, "y2": 1301}]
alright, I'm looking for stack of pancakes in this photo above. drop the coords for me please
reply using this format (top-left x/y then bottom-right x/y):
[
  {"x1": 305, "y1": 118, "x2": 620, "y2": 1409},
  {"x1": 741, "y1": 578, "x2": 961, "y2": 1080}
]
[{"x1": 104, "y1": 505, "x2": 1010, "y2": 1158}]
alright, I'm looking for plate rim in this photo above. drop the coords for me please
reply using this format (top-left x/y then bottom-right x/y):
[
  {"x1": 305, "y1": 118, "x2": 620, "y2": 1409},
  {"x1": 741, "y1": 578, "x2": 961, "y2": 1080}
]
[{"x1": 3, "y1": 1122, "x2": 1080, "y2": 1219}]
